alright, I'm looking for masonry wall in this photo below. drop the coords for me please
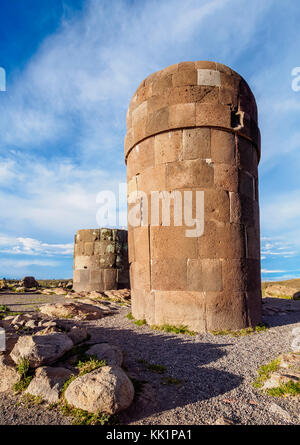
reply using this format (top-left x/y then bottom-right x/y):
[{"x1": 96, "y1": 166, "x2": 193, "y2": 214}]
[
  {"x1": 125, "y1": 61, "x2": 262, "y2": 332},
  {"x1": 73, "y1": 228, "x2": 129, "y2": 292}
]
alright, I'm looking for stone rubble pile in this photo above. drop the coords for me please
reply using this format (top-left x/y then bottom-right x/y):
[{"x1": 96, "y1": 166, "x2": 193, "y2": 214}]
[{"x1": 0, "y1": 301, "x2": 134, "y2": 414}]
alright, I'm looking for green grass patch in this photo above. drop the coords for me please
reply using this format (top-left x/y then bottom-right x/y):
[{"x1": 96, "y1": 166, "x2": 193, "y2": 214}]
[
  {"x1": 253, "y1": 357, "x2": 281, "y2": 388},
  {"x1": 129, "y1": 377, "x2": 147, "y2": 397},
  {"x1": 151, "y1": 324, "x2": 197, "y2": 336},
  {"x1": 76, "y1": 356, "x2": 106, "y2": 376},
  {"x1": 60, "y1": 403, "x2": 118, "y2": 425},
  {"x1": 211, "y1": 324, "x2": 268, "y2": 337},
  {"x1": 137, "y1": 359, "x2": 166, "y2": 374},
  {"x1": 266, "y1": 381, "x2": 300, "y2": 397},
  {"x1": 13, "y1": 376, "x2": 33, "y2": 393},
  {"x1": 126, "y1": 312, "x2": 147, "y2": 326},
  {"x1": 161, "y1": 376, "x2": 183, "y2": 386}
]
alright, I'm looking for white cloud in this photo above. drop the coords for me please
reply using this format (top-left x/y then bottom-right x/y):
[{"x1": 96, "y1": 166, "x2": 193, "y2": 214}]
[
  {"x1": 261, "y1": 269, "x2": 286, "y2": 274},
  {"x1": 0, "y1": 234, "x2": 73, "y2": 256}
]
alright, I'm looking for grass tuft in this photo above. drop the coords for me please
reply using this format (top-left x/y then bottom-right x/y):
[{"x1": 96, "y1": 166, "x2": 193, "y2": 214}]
[
  {"x1": 266, "y1": 381, "x2": 300, "y2": 397},
  {"x1": 253, "y1": 357, "x2": 281, "y2": 388},
  {"x1": 151, "y1": 324, "x2": 197, "y2": 336},
  {"x1": 60, "y1": 403, "x2": 118, "y2": 425},
  {"x1": 211, "y1": 324, "x2": 267, "y2": 337}
]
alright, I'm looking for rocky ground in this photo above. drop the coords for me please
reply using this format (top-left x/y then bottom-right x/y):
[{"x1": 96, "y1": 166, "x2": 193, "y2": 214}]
[{"x1": 0, "y1": 283, "x2": 299, "y2": 425}]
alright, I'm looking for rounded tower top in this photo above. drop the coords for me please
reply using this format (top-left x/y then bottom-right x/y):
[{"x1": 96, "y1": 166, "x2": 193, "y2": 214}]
[{"x1": 125, "y1": 61, "x2": 260, "y2": 163}]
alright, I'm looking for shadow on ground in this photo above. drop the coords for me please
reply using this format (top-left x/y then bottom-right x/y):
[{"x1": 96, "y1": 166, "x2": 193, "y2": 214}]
[
  {"x1": 85, "y1": 323, "x2": 242, "y2": 424},
  {"x1": 262, "y1": 297, "x2": 300, "y2": 328}
]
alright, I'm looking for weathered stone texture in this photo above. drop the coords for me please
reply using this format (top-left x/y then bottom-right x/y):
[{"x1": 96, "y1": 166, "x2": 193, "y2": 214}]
[
  {"x1": 125, "y1": 61, "x2": 261, "y2": 332},
  {"x1": 73, "y1": 229, "x2": 129, "y2": 292}
]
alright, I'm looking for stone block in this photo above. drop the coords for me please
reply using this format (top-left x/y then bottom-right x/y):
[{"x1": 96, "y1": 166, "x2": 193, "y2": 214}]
[
  {"x1": 190, "y1": 85, "x2": 219, "y2": 104},
  {"x1": 137, "y1": 164, "x2": 166, "y2": 194},
  {"x1": 197, "y1": 69, "x2": 221, "y2": 87},
  {"x1": 182, "y1": 128, "x2": 210, "y2": 160},
  {"x1": 85, "y1": 242, "x2": 94, "y2": 256},
  {"x1": 133, "y1": 226, "x2": 150, "y2": 264},
  {"x1": 150, "y1": 226, "x2": 198, "y2": 259},
  {"x1": 246, "y1": 226, "x2": 260, "y2": 259},
  {"x1": 167, "y1": 159, "x2": 214, "y2": 189},
  {"x1": 222, "y1": 259, "x2": 247, "y2": 292},
  {"x1": 146, "y1": 107, "x2": 169, "y2": 136},
  {"x1": 127, "y1": 138, "x2": 155, "y2": 177},
  {"x1": 211, "y1": 129, "x2": 235, "y2": 164},
  {"x1": 214, "y1": 164, "x2": 239, "y2": 192},
  {"x1": 239, "y1": 170, "x2": 255, "y2": 199},
  {"x1": 151, "y1": 258, "x2": 187, "y2": 291},
  {"x1": 172, "y1": 69, "x2": 197, "y2": 87},
  {"x1": 178, "y1": 61, "x2": 195, "y2": 71},
  {"x1": 205, "y1": 291, "x2": 247, "y2": 331},
  {"x1": 237, "y1": 137, "x2": 258, "y2": 176},
  {"x1": 154, "y1": 130, "x2": 182, "y2": 164},
  {"x1": 130, "y1": 261, "x2": 151, "y2": 291},
  {"x1": 187, "y1": 259, "x2": 223, "y2": 291},
  {"x1": 195, "y1": 103, "x2": 231, "y2": 127},
  {"x1": 152, "y1": 290, "x2": 206, "y2": 332},
  {"x1": 169, "y1": 103, "x2": 196, "y2": 128},
  {"x1": 204, "y1": 189, "x2": 230, "y2": 223}
]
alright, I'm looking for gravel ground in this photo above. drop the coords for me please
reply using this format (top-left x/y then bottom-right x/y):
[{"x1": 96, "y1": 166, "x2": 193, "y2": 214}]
[{"x1": 0, "y1": 295, "x2": 299, "y2": 425}]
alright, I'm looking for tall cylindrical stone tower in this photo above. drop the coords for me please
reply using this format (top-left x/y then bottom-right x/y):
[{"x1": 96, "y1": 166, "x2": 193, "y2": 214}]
[
  {"x1": 73, "y1": 228, "x2": 129, "y2": 292},
  {"x1": 125, "y1": 61, "x2": 261, "y2": 332}
]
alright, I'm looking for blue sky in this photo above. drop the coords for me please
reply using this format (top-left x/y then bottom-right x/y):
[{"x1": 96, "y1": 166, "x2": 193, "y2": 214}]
[{"x1": 0, "y1": 0, "x2": 300, "y2": 280}]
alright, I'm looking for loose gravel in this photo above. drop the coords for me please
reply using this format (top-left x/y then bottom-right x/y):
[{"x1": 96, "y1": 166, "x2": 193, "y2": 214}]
[{"x1": 0, "y1": 295, "x2": 299, "y2": 425}]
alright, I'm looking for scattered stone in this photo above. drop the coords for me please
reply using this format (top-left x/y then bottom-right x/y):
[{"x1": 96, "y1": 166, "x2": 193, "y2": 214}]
[
  {"x1": 39, "y1": 302, "x2": 104, "y2": 320},
  {"x1": 64, "y1": 365, "x2": 134, "y2": 414},
  {"x1": 0, "y1": 355, "x2": 19, "y2": 393},
  {"x1": 67, "y1": 326, "x2": 88, "y2": 345},
  {"x1": 292, "y1": 292, "x2": 300, "y2": 301},
  {"x1": 269, "y1": 403, "x2": 291, "y2": 421},
  {"x1": 20, "y1": 277, "x2": 39, "y2": 289},
  {"x1": 280, "y1": 353, "x2": 300, "y2": 369},
  {"x1": 10, "y1": 333, "x2": 74, "y2": 368},
  {"x1": 86, "y1": 343, "x2": 123, "y2": 366},
  {"x1": 214, "y1": 416, "x2": 236, "y2": 425},
  {"x1": 25, "y1": 366, "x2": 73, "y2": 403},
  {"x1": 25, "y1": 320, "x2": 38, "y2": 330},
  {"x1": 66, "y1": 281, "x2": 73, "y2": 290},
  {"x1": 263, "y1": 369, "x2": 300, "y2": 389}
]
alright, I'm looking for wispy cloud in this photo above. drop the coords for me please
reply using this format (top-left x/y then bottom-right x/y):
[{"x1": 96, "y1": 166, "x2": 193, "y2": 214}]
[{"x1": 0, "y1": 235, "x2": 73, "y2": 256}]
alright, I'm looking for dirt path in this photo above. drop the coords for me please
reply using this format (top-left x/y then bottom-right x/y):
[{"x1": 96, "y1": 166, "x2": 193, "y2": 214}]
[{"x1": 0, "y1": 295, "x2": 299, "y2": 425}]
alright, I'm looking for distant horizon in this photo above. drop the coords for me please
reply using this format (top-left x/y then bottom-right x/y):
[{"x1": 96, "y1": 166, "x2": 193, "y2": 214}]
[{"x1": 1, "y1": 0, "x2": 300, "y2": 282}]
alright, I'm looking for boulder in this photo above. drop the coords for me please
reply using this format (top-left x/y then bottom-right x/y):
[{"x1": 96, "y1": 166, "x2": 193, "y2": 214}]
[
  {"x1": 66, "y1": 281, "x2": 73, "y2": 290},
  {"x1": 64, "y1": 365, "x2": 134, "y2": 414},
  {"x1": 67, "y1": 326, "x2": 88, "y2": 345},
  {"x1": 0, "y1": 355, "x2": 19, "y2": 392},
  {"x1": 293, "y1": 291, "x2": 300, "y2": 301},
  {"x1": 263, "y1": 369, "x2": 300, "y2": 389},
  {"x1": 26, "y1": 366, "x2": 73, "y2": 403},
  {"x1": 10, "y1": 332, "x2": 74, "y2": 368},
  {"x1": 86, "y1": 343, "x2": 123, "y2": 366},
  {"x1": 39, "y1": 302, "x2": 104, "y2": 320},
  {"x1": 20, "y1": 277, "x2": 39, "y2": 289}
]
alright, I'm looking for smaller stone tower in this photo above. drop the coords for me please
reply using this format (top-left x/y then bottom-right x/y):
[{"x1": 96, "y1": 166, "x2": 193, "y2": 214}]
[{"x1": 73, "y1": 228, "x2": 129, "y2": 292}]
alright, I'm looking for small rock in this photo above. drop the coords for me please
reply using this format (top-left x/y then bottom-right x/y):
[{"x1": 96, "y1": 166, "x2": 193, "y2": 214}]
[
  {"x1": 214, "y1": 416, "x2": 236, "y2": 425},
  {"x1": 67, "y1": 326, "x2": 88, "y2": 345},
  {"x1": 292, "y1": 291, "x2": 300, "y2": 300},
  {"x1": 0, "y1": 355, "x2": 19, "y2": 393},
  {"x1": 20, "y1": 277, "x2": 39, "y2": 289},
  {"x1": 25, "y1": 320, "x2": 38, "y2": 329},
  {"x1": 269, "y1": 403, "x2": 291, "y2": 420},
  {"x1": 26, "y1": 366, "x2": 73, "y2": 403},
  {"x1": 40, "y1": 302, "x2": 104, "y2": 320},
  {"x1": 66, "y1": 281, "x2": 73, "y2": 290},
  {"x1": 280, "y1": 353, "x2": 300, "y2": 369},
  {"x1": 65, "y1": 365, "x2": 134, "y2": 414},
  {"x1": 86, "y1": 343, "x2": 123, "y2": 366},
  {"x1": 10, "y1": 332, "x2": 74, "y2": 368}
]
